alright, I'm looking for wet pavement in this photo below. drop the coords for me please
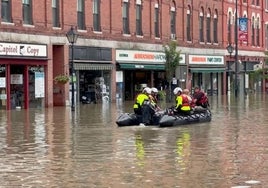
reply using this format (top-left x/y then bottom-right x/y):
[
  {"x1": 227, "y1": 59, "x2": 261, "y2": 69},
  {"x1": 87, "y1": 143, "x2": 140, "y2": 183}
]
[{"x1": 0, "y1": 94, "x2": 267, "y2": 187}]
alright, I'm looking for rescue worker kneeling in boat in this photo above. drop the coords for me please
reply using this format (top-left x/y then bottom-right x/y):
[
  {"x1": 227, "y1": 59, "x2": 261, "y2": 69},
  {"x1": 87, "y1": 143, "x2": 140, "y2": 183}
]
[
  {"x1": 133, "y1": 87, "x2": 156, "y2": 125},
  {"x1": 173, "y1": 87, "x2": 192, "y2": 115}
]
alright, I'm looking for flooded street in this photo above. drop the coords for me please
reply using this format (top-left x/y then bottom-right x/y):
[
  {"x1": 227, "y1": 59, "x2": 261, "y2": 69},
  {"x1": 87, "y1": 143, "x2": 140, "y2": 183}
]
[{"x1": 0, "y1": 94, "x2": 268, "y2": 188}]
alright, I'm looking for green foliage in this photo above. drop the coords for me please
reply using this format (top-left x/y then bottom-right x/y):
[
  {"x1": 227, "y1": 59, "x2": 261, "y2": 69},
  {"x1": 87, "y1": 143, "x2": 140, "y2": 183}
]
[
  {"x1": 163, "y1": 41, "x2": 181, "y2": 80},
  {"x1": 54, "y1": 74, "x2": 69, "y2": 84}
]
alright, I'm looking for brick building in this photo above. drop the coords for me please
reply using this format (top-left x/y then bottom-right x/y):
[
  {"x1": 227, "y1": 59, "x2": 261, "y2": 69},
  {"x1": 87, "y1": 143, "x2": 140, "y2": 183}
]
[{"x1": 0, "y1": 0, "x2": 266, "y2": 110}]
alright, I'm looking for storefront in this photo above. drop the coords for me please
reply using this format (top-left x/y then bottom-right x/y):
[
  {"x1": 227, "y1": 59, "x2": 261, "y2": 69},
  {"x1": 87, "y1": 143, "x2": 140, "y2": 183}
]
[
  {"x1": 72, "y1": 46, "x2": 113, "y2": 103},
  {"x1": 0, "y1": 42, "x2": 47, "y2": 110},
  {"x1": 116, "y1": 50, "x2": 166, "y2": 100},
  {"x1": 188, "y1": 55, "x2": 225, "y2": 95}
]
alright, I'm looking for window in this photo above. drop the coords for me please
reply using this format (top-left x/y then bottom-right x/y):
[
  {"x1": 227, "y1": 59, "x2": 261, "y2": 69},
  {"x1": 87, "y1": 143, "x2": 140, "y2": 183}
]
[
  {"x1": 266, "y1": 0, "x2": 268, "y2": 10},
  {"x1": 256, "y1": 17, "x2": 260, "y2": 46},
  {"x1": 170, "y1": 2, "x2": 176, "y2": 38},
  {"x1": 265, "y1": 25, "x2": 268, "y2": 50},
  {"x1": 252, "y1": 0, "x2": 254, "y2": 5},
  {"x1": 199, "y1": 8, "x2": 204, "y2": 42},
  {"x1": 213, "y1": 10, "x2": 218, "y2": 43},
  {"x1": 22, "y1": 0, "x2": 32, "y2": 25},
  {"x1": 1, "y1": 0, "x2": 11, "y2": 22},
  {"x1": 154, "y1": 2, "x2": 160, "y2": 38},
  {"x1": 93, "y1": 0, "x2": 101, "y2": 31},
  {"x1": 228, "y1": 12, "x2": 232, "y2": 43},
  {"x1": 136, "y1": 0, "x2": 142, "y2": 36},
  {"x1": 206, "y1": 9, "x2": 211, "y2": 43},
  {"x1": 243, "y1": 0, "x2": 247, "y2": 3},
  {"x1": 52, "y1": 0, "x2": 60, "y2": 27},
  {"x1": 122, "y1": 1, "x2": 130, "y2": 34},
  {"x1": 77, "y1": 0, "x2": 85, "y2": 30},
  {"x1": 256, "y1": 0, "x2": 260, "y2": 6},
  {"x1": 251, "y1": 17, "x2": 255, "y2": 46},
  {"x1": 186, "y1": 6, "x2": 191, "y2": 41}
]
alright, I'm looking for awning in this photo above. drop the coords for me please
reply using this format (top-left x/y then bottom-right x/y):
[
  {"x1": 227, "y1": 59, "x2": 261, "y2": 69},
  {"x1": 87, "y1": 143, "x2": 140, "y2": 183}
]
[
  {"x1": 74, "y1": 63, "x2": 114, "y2": 70},
  {"x1": 190, "y1": 67, "x2": 226, "y2": 73},
  {"x1": 118, "y1": 63, "x2": 165, "y2": 70}
]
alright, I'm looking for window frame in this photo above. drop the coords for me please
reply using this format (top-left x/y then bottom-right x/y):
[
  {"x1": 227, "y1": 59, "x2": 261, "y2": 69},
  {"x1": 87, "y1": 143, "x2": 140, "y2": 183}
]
[
  {"x1": 1, "y1": 0, "x2": 11, "y2": 22},
  {"x1": 52, "y1": 0, "x2": 60, "y2": 27},
  {"x1": 93, "y1": 0, "x2": 101, "y2": 32},
  {"x1": 22, "y1": 0, "x2": 33, "y2": 25},
  {"x1": 122, "y1": 1, "x2": 130, "y2": 34},
  {"x1": 77, "y1": 0, "x2": 85, "y2": 30},
  {"x1": 136, "y1": 2, "x2": 143, "y2": 36}
]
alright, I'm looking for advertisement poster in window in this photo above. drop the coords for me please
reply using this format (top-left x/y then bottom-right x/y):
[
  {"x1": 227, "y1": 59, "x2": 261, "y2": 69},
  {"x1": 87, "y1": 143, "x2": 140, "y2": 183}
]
[{"x1": 35, "y1": 72, "x2": 44, "y2": 98}]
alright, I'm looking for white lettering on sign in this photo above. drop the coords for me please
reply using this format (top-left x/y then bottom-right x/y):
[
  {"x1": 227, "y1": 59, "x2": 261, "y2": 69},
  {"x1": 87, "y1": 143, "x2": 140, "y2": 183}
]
[{"x1": 0, "y1": 42, "x2": 47, "y2": 57}]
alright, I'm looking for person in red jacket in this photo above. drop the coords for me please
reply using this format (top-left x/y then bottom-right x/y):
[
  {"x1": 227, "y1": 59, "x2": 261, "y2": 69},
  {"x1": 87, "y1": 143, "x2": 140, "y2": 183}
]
[{"x1": 192, "y1": 86, "x2": 209, "y2": 108}]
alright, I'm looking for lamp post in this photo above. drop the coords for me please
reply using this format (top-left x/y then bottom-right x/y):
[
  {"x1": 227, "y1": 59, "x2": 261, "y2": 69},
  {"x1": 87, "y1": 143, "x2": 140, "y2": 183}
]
[
  {"x1": 234, "y1": 0, "x2": 238, "y2": 97},
  {"x1": 226, "y1": 44, "x2": 234, "y2": 57},
  {"x1": 66, "y1": 26, "x2": 78, "y2": 111}
]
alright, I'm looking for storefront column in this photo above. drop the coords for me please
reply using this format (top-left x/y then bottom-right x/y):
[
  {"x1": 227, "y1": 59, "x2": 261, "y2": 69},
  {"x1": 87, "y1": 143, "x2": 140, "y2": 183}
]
[
  {"x1": 24, "y1": 66, "x2": 29, "y2": 109},
  {"x1": 6, "y1": 65, "x2": 11, "y2": 110}
]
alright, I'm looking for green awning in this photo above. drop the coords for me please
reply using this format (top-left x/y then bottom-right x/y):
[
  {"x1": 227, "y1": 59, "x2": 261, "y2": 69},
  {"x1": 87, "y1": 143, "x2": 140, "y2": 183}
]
[
  {"x1": 190, "y1": 67, "x2": 226, "y2": 73},
  {"x1": 119, "y1": 63, "x2": 165, "y2": 70}
]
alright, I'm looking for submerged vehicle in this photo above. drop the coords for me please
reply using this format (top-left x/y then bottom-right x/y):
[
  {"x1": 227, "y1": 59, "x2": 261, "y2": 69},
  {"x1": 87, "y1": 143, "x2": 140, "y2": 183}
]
[
  {"x1": 159, "y1": 108, "x2": 212, "y2": 127},
  {"x1": 116, "y1": 108, "x2": 212, "y2": 127}
]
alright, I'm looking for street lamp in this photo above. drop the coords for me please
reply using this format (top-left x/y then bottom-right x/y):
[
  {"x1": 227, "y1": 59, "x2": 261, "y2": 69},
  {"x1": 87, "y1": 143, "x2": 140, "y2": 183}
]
[
  {"x1": 66, "y1": 26, "x2": 78, "y2": 111},
  {"x1": 234, "y1": 0, "x2": 238, "y2": 97},
  {"x1": 226, "y1": 44, "x2": 234, "y2": 57}
]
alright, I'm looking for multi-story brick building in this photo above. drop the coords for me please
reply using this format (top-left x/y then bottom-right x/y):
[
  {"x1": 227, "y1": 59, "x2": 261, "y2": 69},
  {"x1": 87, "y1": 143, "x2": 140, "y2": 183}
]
[{"x1": 0, "y1": 0, "x2": 266, "y2": 110}]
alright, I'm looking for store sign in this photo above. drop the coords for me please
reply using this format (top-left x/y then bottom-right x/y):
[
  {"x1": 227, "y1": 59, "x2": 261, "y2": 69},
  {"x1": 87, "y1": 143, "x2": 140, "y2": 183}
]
[
  {"x1": 116, "y1": 50, "x2": 186, "y2": 64},
  {"x1": 189, "y1": 55, "x2": 224, "y2": 65},
  {"x1": 0, "y1": 42, "x2": 47, "y2": 57}
]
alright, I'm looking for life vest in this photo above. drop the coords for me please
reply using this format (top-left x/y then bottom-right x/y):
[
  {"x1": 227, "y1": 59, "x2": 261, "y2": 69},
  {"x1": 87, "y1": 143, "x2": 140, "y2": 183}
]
[
  {"x1": 133, "y1": 93, "x2": 149, "y2": 109},
  {"x1": 176, "y1": 95, "x2": 191, "y2": 111}
]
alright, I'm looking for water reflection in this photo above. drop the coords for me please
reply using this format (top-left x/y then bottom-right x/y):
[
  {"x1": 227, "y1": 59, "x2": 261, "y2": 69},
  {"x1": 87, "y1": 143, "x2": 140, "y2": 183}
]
[{"x1": 0, "y1": 94, "x2": 267, "y2": 187}]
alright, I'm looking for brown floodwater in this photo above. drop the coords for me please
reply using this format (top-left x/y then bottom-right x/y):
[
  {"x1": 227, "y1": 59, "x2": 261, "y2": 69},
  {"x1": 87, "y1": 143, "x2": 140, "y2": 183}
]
[{"x1": 0, "y1": 94, "x2": 267, "y2": 188}]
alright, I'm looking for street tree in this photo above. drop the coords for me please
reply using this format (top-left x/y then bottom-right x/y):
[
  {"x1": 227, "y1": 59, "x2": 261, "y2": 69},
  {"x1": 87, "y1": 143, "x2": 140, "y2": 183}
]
[{"x1": 163, "y1": 41, "x2": 181, "y2": 102}]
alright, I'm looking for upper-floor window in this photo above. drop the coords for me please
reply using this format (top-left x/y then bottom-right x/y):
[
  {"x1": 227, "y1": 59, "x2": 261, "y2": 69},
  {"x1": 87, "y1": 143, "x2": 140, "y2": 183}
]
[
  {"x1": 136, "y1": 0, "x2": 143, "y2": 36},
  {"x1": 52, "y1": 0, "x2": 60, "y2": 27},
  {"x1": 213, "y1": 10, "x2": 218, "y2": 43},
  {"x1": 243, "y1": 0, "x2": 247, "y2": 3},
  {"x1": 265, "y1": 24, "x2": 268, "y2": 50},
  {"x1": 228, "y1": 11, "x2": 232, "y2": 43},
  {"x1": 170, "y1": 2, "x2": 176, "y2": 39},
  {"x1": 252, "y1": 0, "x2": 254, "y2": 5},
  {"x1": 206, "y1": 9, "x2": 211, "y2": 43},
  {"x1": 199, "y1": 7, "x2": 204, "y2": 42},
  {"x1": 1, "y1": 0, "x2": 11, "y2": 22},
  {"x1": 122, "y1": 1, "x2": 130, "y2": 34},
  {"x1": 154, "y1": 2, "x2": 160, "y2": 38},
  {"x1": 256, "y1": 17, "x2": 260, "y2": 46},
  {"x1": 266, "y1": 0, "x2": 268, "y2": 9},
  {"x1": 77, "y1": 0, "x2": 85, "y2": 30},
  {"x1": 251, "y1": 16, "x2": 255, "y2": 46},
  {"x1": 256, "y1": 0, "x2": 260, "y2": 6},
  {"x1": 93, "y1": 0, "x2": 101, "y2": 31},
  {"x1": 186, "y1": 6, "x2": 192, "y2": 41},
  {"x1": 22, "y1": 0, "x2": 32, "y2": 25}
]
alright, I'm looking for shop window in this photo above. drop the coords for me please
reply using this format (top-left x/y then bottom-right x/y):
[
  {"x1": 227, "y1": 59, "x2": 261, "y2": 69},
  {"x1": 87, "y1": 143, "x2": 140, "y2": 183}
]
[
  {"x1": 1, "y1": 0, "x2": 11, "y2": 23},
  {"x1": 52, "y1": 0, "x2": 60, "y2": 27},
  {"x1": 77, "y1": 0, "x2": 85, "y2": 30},
  {"x1": 22, "y1": 0, "x2": 32, "y2": 25},
  {"x1": 0, "y1": 65, "x2": 6, "y2": 110}
]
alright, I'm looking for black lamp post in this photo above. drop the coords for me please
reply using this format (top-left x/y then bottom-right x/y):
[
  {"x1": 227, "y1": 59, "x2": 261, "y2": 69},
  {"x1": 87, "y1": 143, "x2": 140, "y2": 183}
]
[
  {"x1": 66, "y1": 26, "x2": 78, "y2": 111},
  {"x1": 234, "y1": 0, "x2": 238, "y2": 97}
]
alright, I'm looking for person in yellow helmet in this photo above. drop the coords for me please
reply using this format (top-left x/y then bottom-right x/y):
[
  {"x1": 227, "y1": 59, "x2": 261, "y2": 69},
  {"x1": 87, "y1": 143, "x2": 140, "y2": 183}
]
[
  {"x1": 133, "y1": 87, "x2": 155, "y2": 125},
  {"x1": 173, "y1": 87, "x2": 191, "y2": 115}
]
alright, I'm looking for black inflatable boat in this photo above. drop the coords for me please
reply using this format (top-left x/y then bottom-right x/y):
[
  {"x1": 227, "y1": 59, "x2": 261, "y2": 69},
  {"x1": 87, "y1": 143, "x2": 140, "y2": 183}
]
[
  {"x1": 159, "y1": 108, "x2": 212, "y2": 127},
  {"x1": 116, "y1": 110, "x2": 165, "y2": 127}
]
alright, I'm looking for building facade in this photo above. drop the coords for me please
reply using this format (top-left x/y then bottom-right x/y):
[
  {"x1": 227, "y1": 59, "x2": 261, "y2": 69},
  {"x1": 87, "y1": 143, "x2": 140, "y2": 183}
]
[{"x1": 0, "y1": 0, "x2": 266, "y2": 110}]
